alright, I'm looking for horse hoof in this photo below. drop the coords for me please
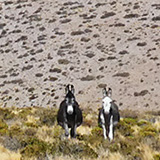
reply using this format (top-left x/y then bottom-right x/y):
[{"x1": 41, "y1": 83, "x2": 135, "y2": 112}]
[{"x1": 65, "y1": 133, "x2": 69, "y2": 137}]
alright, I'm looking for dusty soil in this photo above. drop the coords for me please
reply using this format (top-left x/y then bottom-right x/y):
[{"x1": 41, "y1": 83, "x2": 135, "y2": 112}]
[{"x1": 0, "y1": 0, "x2": 160, "y2": 111}]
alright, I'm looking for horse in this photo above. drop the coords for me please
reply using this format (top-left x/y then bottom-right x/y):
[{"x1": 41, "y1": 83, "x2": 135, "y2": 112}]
[
  {"x1": 57, "y1": 84, "x2": 83, "y2": 138},
  {"x1": 98, "y1": 87, "x2": 120, "y2": 141}
]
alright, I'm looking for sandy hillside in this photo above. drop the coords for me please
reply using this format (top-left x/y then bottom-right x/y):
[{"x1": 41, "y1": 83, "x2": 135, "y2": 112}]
[{"x1": 0, "y1": 0, "x2": 160, "y2": 111}]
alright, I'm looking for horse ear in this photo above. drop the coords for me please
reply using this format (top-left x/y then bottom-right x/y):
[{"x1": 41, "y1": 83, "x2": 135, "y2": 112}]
[
  {"x1": 102, "y1": 88, "x2": 107, "y2": 97},
  {"x1": 71, "y1": 85, "x2": 75, "y2": 94},
  {"x1": 108, "y1": 88, "x2": 112, "y2": 97},
  {"x1": 65, "y1": 84, "x2": 70, "y2": 94}
]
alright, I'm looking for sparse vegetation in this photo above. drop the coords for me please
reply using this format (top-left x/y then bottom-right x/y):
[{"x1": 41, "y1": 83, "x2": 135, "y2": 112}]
[{"x1": 0, "y1": 107, "x2": 159, "y2": 160}]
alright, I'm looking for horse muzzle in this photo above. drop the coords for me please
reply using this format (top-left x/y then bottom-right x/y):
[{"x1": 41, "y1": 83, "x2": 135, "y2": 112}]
[{"x1": 67, "y1": 105, "x2": 74, "y2": 115}]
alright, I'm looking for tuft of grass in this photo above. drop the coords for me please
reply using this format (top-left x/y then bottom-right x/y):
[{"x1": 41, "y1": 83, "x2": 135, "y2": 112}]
[
  {"x1": 139, "y1": 125, "x2": 158, "y2": 137},
  {"x1": 117, "y1": 118, "x2": 135, "y2": 137},
  {"x1": 0, "y1": 144, "x2": 21, "y2": 160},
  {"x1": 120, "y1": 109, "x2": 139, "y2": 119},
  {"x1": 20, "y1": 137, "x2": 49, "y2": 158},
  {"x1": 36, "y1": 125, "x2": 63, "y2": 143},
  {"x1": 0, "y1": 119, "x2": 9, "y2": 136},
  {"x1": 154, "y1": 153, "x2": 160, "y2": 160},
  {"x1": 138, "y1": 143, "x2": 155, "y2": 160},
  {"x1": 77, "y1": 125, "x2": 92, "y2": 135},
  {"x1": 35, "y1": 107, "x2": 57, "y2": 126},
  {"x1": 137, "y1": 119, "x2": 151, "y2": 126},
  {"x1": 57, "y1": 139, "x2": 98, "y2": 159},
  {"x1": 0, "y1": 108, "x2": 15, "y2": 120},
  {"x1": 9, "y1": 124, "x2": 24, "y2": 137}
]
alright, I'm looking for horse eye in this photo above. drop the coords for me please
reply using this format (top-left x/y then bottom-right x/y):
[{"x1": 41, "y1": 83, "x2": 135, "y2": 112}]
[
  {"x1": 66, "y1": 98, "x2": 69, "y2": 103},
  {"x1": 70, "y1": 98, "x2": 74, "y2": 103}
]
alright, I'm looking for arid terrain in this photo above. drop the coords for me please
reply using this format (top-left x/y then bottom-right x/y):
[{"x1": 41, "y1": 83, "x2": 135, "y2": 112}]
[
  {"x1": 0, "y1": 107, "x2": 160, "y2": 160},
  {"x1": 0, "y1": 0, "x2": 160, "y2": 112}
]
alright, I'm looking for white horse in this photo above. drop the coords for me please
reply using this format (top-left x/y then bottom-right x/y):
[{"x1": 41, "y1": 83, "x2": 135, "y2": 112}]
[{"x1": 98, "y1": 87, "x2": 120, "y2": 141}]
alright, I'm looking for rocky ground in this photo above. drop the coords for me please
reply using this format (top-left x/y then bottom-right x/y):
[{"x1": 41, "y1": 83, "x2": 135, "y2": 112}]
[{"x1": 0, "y1": 0, "x2": 160, "y2": 111}]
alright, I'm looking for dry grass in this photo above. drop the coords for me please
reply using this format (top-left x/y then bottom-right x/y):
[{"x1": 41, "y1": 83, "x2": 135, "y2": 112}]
[
  {"x1": 77, "y1": 125, "x2": 92, "y2": 135},
  {"x1": 153, "y1": 119, "x2": 160, "y2": 131},
  {"x1": 0, "y1": 107, "x2": 159, "y2": 160},
  {"x1": 108, "y1": 152, "x2": 125, "y2": 160},
  {"x1": 26, "y1": 115, "x2": 39, "y2": 124},
  {"x1": 0, "y1": 144, "x2": 21, "y2": 160},
  {"x1": 138, "y1": 143, "x2": 155, "y2": 160}
]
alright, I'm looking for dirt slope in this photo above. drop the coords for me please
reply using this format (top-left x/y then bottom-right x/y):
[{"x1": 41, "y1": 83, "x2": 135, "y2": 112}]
[{"x1": 0, "y1": 0, "x2": 160, "y2": 111}]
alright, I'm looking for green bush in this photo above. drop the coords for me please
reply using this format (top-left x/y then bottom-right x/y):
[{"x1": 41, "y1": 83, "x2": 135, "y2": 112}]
[
  {"x1": 0, "y1": 118, "x2": 9, "y2": 135},
  {"x1": 20, "y1": 137, "x2": 49, "y2": 158}
]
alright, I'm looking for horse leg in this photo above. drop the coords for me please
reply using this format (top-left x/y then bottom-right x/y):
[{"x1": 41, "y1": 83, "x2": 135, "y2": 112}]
[
  {"x1": 102, "y1": 124, "x2": 107, "y2": 139},
  {"x1": 108, "y1": 115, "x2": 114, "y2": 141},
  {"x1": 64, "y1": 123, "x2": 69, "y2": 137},
  {"x1": 70, "y1": 124, "x2": 77, "y2": 138}
]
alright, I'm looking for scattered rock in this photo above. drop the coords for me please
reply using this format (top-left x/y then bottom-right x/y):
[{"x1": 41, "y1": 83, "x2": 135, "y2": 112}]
[
  {"x1": 4, "y1": 1, "x2": 13, "y2": 5},
  {"x1": 39, "y1": 27, "x2": 45, "y2": 31},
  {"x1": 81, "y1": 37, "x2": 90, "y2": 42},
  {"x1": 48, "y1": 18, "x2": 56, "y2": 23},
  {"x1": 49, "y1": 77, "x2": 58, "y2": 82},
  {"x1": 81, "y1": 75, "x2": 95, "y2": 81},
  {"x1": 98, "y1": 58, "x2": 105, "y2": 62},
  {"x1": 71, "y1": 30, "x2": 84, "y2": 36},
  {"x1": 93, "y1": 34, "x2": 100, "y2": 38},
  {"x1": 58, "y1": 59, "x2": 70, "y2": 65},
  {"x1": 113, "y1": 72, "x2": 130, "y2": 77},
  {"x1": 35, "y1": 73, "x2": 43, "y2": 77},
  {"x1": 85, "y1": 53, "x2": 95, "y2": 58},
  {"x1": 10, "y1": 72, "x2": 19, "y2": 77},
  {"x1": 137, "y1": 42, "x2": 147, "y2": 47},
  {"x1": 15, "y1": 36, "x2": 28, "y2": 42},
  {"x1": 37, "y1": 35, "x2": 47, "y2": 41},
  {"x1": 60, "y1": 44, "x2": 74, "y2": 49},
  {"x1": 95, "y1": 3, "x2": 106, "y2": 8},
  {"x1": 119, "y1": 50, "x2": 129, "y2": 55},
  {"x1": 107, "y1": 56, "x2": 117, "y2": 60},
  {"x1": 29, "y1": 94, "x2": 38, "y2": 100},
  {"x1": 84, "y1": 29, "x2": 92, "y2": 33},
  {"x1": 114, "y1": 23, "x2": 125, "y2": 27},
  {"x1": 96, "y1": 75, "x2": 104, "y2": 80},
  {"x1": 0, "y1": 75, "x2": 8, "y2": 78},
  {"x1": 127, "y1": 37, "x2": 140, "y2": 41},
  {"x1": 49, "y1": 68, "x2": 61, "y2": 73},
  {"x1": 101, "y1": 12, "x2": 116, "y2": 19},
  {"x1": 133, "y1": 4, "x2": 140, "y2": 9},
  {"x1": 98, "y1": 84, "x2": 107, "y2": 88},
  {"x1": 0, "y1": 23, "x2": 6, "y2": 29},
  {"x1": 29, "y1": 14, "x2": 42, "y2": 21},
  {"x1": 152, "y1": 16, "x2": 160, "y2": 21},
  {"x1": 4, "y1": 79, "x2": 23, "y2": 84},
  {"x1": 134, "y1": 90, "x2": 149, "y2": 96},
  {"x1": 80, "y1": 14, "x2": 96, "y2": 19},
  {"x1": 22, "y1": 65, "x2": 33, "y2": 71},
  {"x1": 124, "y1": 14, "x2": 139, "y2": 18},
  {"x1": 28, "y1": 88, "x2": 35, "y2": 92},
  {"x1": 60, "y1": 19, "x2": 71, "y2": 23}
]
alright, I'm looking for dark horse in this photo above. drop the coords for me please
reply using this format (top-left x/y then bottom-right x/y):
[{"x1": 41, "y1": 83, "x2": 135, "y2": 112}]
[
  {"x1": 57, "y1": 84, "x2": 83, "y2": 138},
  {"x1": 98, "y1": 87, "x2": 120, "y2": 141}
]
